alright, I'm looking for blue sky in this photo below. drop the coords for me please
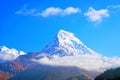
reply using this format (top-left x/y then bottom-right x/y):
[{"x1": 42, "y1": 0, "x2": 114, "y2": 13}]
[{"x1": 0, "y1": 0, "x2": 120, "y2": 57}]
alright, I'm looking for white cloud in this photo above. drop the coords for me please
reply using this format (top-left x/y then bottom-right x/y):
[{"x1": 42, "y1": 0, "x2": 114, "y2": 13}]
[
  {"x1": 16, "y1": 6, "x2": 80, "y2": 17},
  {"x1": 40, "y1": 7, "x2": 62, "y2": 17},
  {"x1": 40, "y1": 7, "x2": 80, "y2": 17},
  {"x1": 63, "y1": 7, "x2": 80, "y2": 15},
  {"x1": 33, "y1": 53, "x2": 120, "y2": 72},
  {"x1": 62, "y1": 7, "x2": 80, "y2": 15},
  {"x1": 84, "y1": 7, "x2": 109, "y2": 23}
]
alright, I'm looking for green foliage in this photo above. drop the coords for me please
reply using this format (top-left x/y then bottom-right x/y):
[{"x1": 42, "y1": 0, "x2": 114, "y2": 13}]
[
  {"x1": 95, "y1": 68, "x2": 120, "y2": 80},
  {"x1": 67, "y1": 74, "x2": 92, "y2": 80}
]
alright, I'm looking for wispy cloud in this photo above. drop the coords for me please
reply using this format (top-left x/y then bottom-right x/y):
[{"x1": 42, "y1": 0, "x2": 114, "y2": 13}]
[
  {"x1": 16, "y1": 9, "x2": 37, "y2": 16},
  {"x1": 16, "y1": 6, "x2": 80, "y2": 17},
  {"x1": 16, "y1": 5, "x2": 38, "y2": 16},
  {"x1": 41, "y1": 7, "x2": 80, "y2": 17},
  {"x1": 84, "y1": 7, "x2": 109, "y2": 23},
  {"x1": 107, "y1": 5, "x2": 120, "y2": 9}
]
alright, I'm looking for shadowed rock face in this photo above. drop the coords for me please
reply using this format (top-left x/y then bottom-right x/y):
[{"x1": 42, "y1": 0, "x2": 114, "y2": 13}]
[
  {"x1": 9, "y1": 65, "x2": 94, "y2": 80},
  {"x1": 0, "y1": 70, "x2": 13, "y2": 80}
]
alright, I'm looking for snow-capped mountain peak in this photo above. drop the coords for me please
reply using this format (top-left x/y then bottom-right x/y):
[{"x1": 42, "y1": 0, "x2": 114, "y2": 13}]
[
  {"x1": 42, "y1": 30, "x2": 95, "y2": 56},
  {"x1": 0, "y1": 46, "x2": 19, "y2": 56},
  {"x1": 57, "y1": 30, "x2": 83, "y2": 45},
  {"x1": 0, "y1": 46, "x2": 26, "y2": 61},
  {"x1": 35, "y1": 30, "x2": 120, "y2": 72}
]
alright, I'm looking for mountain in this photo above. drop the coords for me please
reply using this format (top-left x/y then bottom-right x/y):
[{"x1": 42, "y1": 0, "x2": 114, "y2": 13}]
[
  {"x1": 9, "y1": 65, "x2": 93, "y2": 80},
  {"x1": 42, "y1": 30, "x2": 95, "y2": 56},
  {"x1": 0, "y1": 46, "x2": 26, "y2": 80},
  {"x1": 0, "y1": 46, "x2": 26, "y2": 62},
  {"x1": 0, "y1": 30, "x2": 120, "y2": 80},
  {"x1": 34, "y1": 30, "x2": 120, "y2": 72}
]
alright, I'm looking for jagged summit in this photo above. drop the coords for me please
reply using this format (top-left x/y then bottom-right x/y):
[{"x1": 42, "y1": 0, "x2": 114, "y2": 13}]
[
  {"x1": 57, "y1": 30, "x2": 83, "y2": 45},
  {"x1": 42, "y1": 30, "x2": 95, "y2": 56}
]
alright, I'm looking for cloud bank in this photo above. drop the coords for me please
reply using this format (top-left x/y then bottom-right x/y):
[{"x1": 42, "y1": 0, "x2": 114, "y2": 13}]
[{"x1": 33, "y1": 53, "x2": 120, "y2": 72}]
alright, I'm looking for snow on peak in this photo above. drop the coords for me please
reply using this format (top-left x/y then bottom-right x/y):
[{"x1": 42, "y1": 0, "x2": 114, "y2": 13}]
[
  {"x1": 34, "y1": 30, "x2": 120, "y2": 72},
  {"x1": 42, "y1": 30, "x2": 95, "y2": 56},
  {"x1": 57, "y1": 30, "x2": 83, "y2": 45},
  {"x1": 0, "y1": 46, "x2": 26, "y2": 61}
]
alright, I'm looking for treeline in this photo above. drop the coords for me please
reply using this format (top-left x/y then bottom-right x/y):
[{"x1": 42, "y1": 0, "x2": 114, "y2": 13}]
[{"x1": 95, "y1": 68, "x2": 120, "y2": 80}]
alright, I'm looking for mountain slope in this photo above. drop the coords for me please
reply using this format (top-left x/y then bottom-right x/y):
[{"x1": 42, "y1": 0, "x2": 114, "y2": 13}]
[
  {"x1": 67, "y1": 74, "x2": 92, "y2": 80},
  {"x1": 0, "y1": 70, "x2": 13, "y2": 80},
  {"x1": 42, "y1": 30, "x2": 95, "y2": 56},
  {"x1": 10, "y1": 65, "x2": 93, "y2": 80}
]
